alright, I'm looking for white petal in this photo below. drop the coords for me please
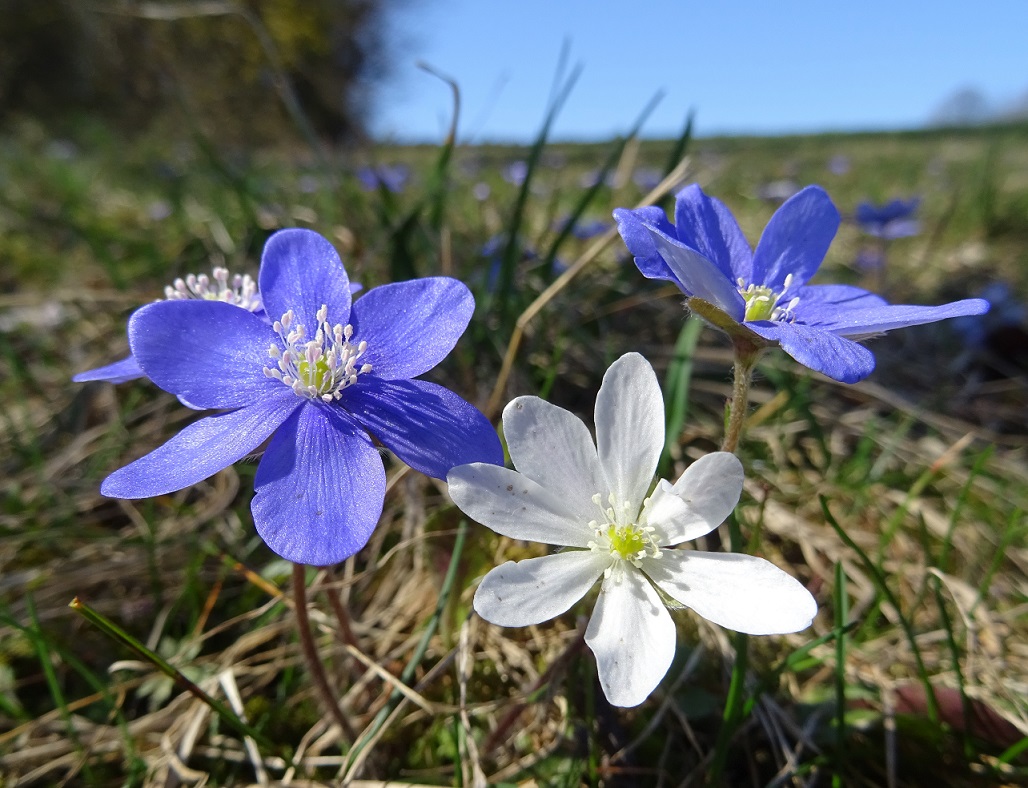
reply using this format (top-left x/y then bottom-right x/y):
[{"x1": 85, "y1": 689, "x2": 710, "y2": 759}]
[
  {"x1": 643, "y1": 479, "x2": 712, "y2": 544},
  {"x1": 644, "y1": 551, "x2": 817, "y2": 635},
  {"x1": 448, "y1": 463, "x2": 592, "y2": 547},
  {"x1": 585, "y1": 568, "x2": 677, "y2": 707},
  {"x1": 594, "y1": 353, "x2": 664, "y2": 516},
  {"x1": 658, "y1": 453, "x2": 744, "y2": 544},
  {"x1": 473, "y1": 551, "x2": 607, "y2": 627},
  {"x1": 502, "y1": 395, "x2": 605, "y2": 521}
]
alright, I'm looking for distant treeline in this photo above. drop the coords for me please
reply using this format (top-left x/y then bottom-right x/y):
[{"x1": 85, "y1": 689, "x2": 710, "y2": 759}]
[{"x1": 0, "y1": 0, "x2": 399, "y2": 143}]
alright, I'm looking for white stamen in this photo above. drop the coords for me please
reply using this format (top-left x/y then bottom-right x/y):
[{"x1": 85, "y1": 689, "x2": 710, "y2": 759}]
[
  {"x1": 737, "y1": 275, "x2": 801, "y2": 323},
  {"x1": 264, "y1": 304, "x2": 371, "y2": 401},
  {"x1": 164, "y1": 266, "x2": 262, "y2": 311},
  {"x1": 588, "y1": 492, "x2": 664, "y2": 570}
]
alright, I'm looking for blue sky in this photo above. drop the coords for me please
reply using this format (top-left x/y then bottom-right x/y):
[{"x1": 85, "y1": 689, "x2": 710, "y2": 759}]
[{"x1": 371, "y1": 0, "x2": 1028, "y2": 143}]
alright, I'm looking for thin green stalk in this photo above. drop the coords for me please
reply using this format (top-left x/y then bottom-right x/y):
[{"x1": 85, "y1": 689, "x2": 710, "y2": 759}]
[
  {"x1": 718, "y1": 334, "x2": 764, "y2": 455},
  {"x1": 29, "y1": 594, "x2": 93, "y2": 782},
  {"x1": 709, "y1": 629, "x2": 749, "y2": 784},
  {"x1": 931, "y1": 574, "x2": 974, "y2": 760},
  {"x1": 661, "y1": 316, "x2": 703, "y2": 475},
  {"x1": 292, "y1": 562, "x2": 356, "y2": 743},
  {"x1": 820, "y1": 498, "x2": 939, "y2": 723},
  {"x1": 833, "y1": 561, "x2": 849, "y2": 786},
  {"x1": 707, "y1": 341, "x2": 761, "y2": 784},
  {"x1": 938, "y1": 447, "x2": 992, "y2": 573},
  {"x1": 70, "y1": 597, "x2": 287, "y2": 760},
  {"x1": 342, "y1": 521, "x2": 470, "y2": 779}
]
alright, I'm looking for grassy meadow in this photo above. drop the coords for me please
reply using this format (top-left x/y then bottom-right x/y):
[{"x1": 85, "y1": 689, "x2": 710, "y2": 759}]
[{"x1": 1, "y1": 112, "x2": 1027, "y2": 786}]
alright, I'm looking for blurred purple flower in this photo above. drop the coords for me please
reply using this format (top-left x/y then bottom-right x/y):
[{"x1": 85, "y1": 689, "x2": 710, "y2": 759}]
[
  {"x1": 827, "y1": 155, "x2": 851, "y2": 176},
  {"x1": 633, "y1": 167, "x2": 663, "y2": 192},
  {"x1": 147, "y1": 200, "x2": 173, "y2": 222},
  {"x1": 355, "y1": 164, "x2": 410, "y2": 193},
  {"x1": 580, "y1": 169, "x2": 617, "y2": 189},
  {"x1": 756, "y1": 179, "x2": 801, "y2": 203},
  {"x1": 297, "y1": 174, "x2": 321, "y2": 194},
  {"x1": 854, "y1": 247, "x2": 886, "y2": 273},
  {"x1": 614, "y1": 184, "x2": 990, "y2": 383},
  {"x1": 100, "y1": 229, "x2": 503, "y2": 565},
  {"x1": 472, "y1": 182, "x2": 491, "y2": 201},
  {"x1": 480, "y1": 233, "x2": 539, "y2": 291},
  {"x1": 502, "y1": 160, "x2": 529, "y2": 187},
  {"x1": 952, "y1": 282, "x2": 1026, "y2": 349},
  {"x1": 855, "y1": 198, "x2": 921, "y2": 239},
  {"x1": 555, "y1": 216, "x2": 610, "y2": 240}
]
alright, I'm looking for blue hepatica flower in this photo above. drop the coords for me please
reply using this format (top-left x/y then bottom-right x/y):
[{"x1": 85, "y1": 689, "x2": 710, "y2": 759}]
[
  {"x1": 502, "y1": 160, "x2": 529, "y2": 187},
  {"x1": 74, "y1": 269, "x2": 362, "y2": 386},
  {"x1": 855, "y1": 198, "x2": 921, "y2": 240},
  {"x1": 101, "y1": 229, "x2": 503, "y2": 565},
  {"x1": 355, "y1": 164, "x2": 410, "y2": 193},
  {"x1": 614, "y1": 184, "x2": 990, "y2": 383},
  {"x1": 74, "y1": 267, "x2": 265, "y2": 385},
  {"x1": 555, "y1": 216, "x2": 610, "y2": 240}
]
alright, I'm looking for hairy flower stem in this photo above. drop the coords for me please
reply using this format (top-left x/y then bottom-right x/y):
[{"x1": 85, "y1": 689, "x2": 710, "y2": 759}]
[
  {"x1": 720, "y1": 340, "x2": 760, "y2": 455},
  {"x1": 705, "y1": 342, "x2": 759, "y2": 556},
  {"x1": 709, "y1": 340, "x2": 760, "y2": 785},
  {"x1": 292, "y1": 562, "x2": 356, "y2": 743}
]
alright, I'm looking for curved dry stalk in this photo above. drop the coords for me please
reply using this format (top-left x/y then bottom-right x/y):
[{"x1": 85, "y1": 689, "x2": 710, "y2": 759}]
[{"x1": 292, "y1": 563, "x2": 356, "y2": 744}]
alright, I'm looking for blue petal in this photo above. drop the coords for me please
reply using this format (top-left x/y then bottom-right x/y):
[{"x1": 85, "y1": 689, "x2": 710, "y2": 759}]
[
  {"x1": 252, "y1": 405, "x2": 385, "y2": 566},
  {"x1": 129, "y1": 301, "x2": 282, "y2": 410},
  {"x1": 751, "y1": 186, "x2": 840, "y2": 291},
  {"x1": 613, "y1": 207, "x2": 680, "y2": 284},
  {"x1": 672, "y1": 184, "x2": 753, "y2": 283},
  {"x1": 856, "y1": 198, "x2": 919, "y2": 226},
  {"x1": 806, "y1": 298, "x2": 991, "y2": 337},
  {"x1": 348, "y1": 278, "x2": 474, "y2": 380},
  {"x1": 73, "y1": 354, "x2": 144, "y2": 384},
  {"x1": 795, "y1": 284, "x2": 888, "y2": 313},
  {"x1": 101, "y1": 395, "x2": 300, "y2": 498},
  {"x1": 643, "y1": 225, "x2": 746, "y2": 319},
  {"x1": 748, "y1": 321, "x2": 876, "y2": 383},
  {"x1": 258, "y1": 229, "x2": 353, "y2": 334},
  {"x1": 343, "y1": 378, "x2": 503, "y2": 479}
]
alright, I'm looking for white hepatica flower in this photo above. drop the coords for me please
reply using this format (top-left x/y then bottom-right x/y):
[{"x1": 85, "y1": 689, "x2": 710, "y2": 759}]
[{"x1": 447, "y1": 352, "x2": 817, "y2": 707}]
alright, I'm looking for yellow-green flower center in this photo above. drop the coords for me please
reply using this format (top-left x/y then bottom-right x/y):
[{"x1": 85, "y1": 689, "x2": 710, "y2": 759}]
[
  {"x1": 298, "y1": 357, "x2": 332, "y2": 392},
  {"x1": 587, "y1": 493, "x2": 663, "y2": 575},
  {"x1": 741, "y1": 284, "x2": 778, "y2": 321},
  {"x1": 264, "y1": 305, "x2": 372, "y2": 402},
  {"x1": 736, "y1": 274, "x2": 800, "y2": 323},
  {"x1": 607, "y1": 524, "x2": 647, "y2": 560}
]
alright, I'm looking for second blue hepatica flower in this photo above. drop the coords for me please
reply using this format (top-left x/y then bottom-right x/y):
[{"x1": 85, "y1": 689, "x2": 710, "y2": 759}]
[
  {"x1": 855, "y1": 197, "x2": 921, "y2": 240},
  {"x1": 614, "y1": 185, "x2": 990, "y2": 383},
  {"x1": 102, "y1": 229, "x2": 504, "y2": 566}
]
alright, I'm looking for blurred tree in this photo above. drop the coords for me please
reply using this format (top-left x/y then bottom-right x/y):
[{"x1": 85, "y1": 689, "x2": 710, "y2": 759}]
[
  {"x1": 0, "y1": 0, "x2": 401, "y2": 144},
  {"x1": 929, "y1": 86, "x2": 993, "y2": 127}
]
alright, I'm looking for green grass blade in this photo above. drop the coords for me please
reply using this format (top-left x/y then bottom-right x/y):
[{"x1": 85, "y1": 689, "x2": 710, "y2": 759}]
[
  {"x1": 491, "y1": 64, "x2": 582, "y2": 323},
  {"x1": 821, "y1": 496, "x2": 939, "y2": 723},
  {"x1": 662, "y1": 316, "x2": 703, "y2": 473},
  {"x1": 833, "y1": 560, "x2": 849, "y2": 785},
  {"x1": 69, "y1": 596, "x2": 286, "y2": 760},
  {"x1": 343, "y1": 519, "x2": 471, "y2": 774},
  {"x1": 538, "y1": 90, "x2": 664, "y2": 281},
  {"x1": 24, "y1": 593, "x2": 93, "y2": 780}
]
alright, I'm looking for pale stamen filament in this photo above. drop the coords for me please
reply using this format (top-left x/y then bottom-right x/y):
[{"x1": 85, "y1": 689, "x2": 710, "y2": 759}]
[
  {"x1": 165, "y1": 266, "x2": 262, "y2": 311},
  {"x1": 264, "y1": 305, "x2": 371, "y2": 402},
  {"x1": 587, "y1": 492, "x2": 664, "y2": 577},
  {"x1": 736, "y1": 272, "x2": 800, "y2": 322}
]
